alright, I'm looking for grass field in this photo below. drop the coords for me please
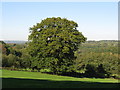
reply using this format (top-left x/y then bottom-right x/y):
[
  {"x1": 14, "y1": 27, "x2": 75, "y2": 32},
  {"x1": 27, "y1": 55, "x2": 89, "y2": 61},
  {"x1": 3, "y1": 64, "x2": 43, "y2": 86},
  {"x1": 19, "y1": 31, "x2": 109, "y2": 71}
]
[{"x1": 1, "y1": 69, "x2": 120, "y2": 88}]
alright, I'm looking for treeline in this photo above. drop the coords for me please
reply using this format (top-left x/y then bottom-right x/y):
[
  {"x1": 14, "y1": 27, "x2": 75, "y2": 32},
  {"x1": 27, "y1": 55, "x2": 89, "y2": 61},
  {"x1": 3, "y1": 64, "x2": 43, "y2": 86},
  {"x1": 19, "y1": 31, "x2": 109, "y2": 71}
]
[
  {"x1": 1, "y1": 41, "x2": 31, "y2": 69},
  {"x1": 75, "y1": 41, "x2": 119, "y2": 78},
  {"x1": 1, "y1": 40, "x2": 120, "y2": 78}
]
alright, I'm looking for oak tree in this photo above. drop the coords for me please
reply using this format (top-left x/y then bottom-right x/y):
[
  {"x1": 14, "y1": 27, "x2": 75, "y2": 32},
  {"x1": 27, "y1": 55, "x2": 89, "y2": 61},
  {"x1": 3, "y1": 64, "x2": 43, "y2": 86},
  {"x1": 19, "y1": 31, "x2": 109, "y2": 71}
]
[{"x1": 28, "y1": 17, "x2": 86, "y2": 74}]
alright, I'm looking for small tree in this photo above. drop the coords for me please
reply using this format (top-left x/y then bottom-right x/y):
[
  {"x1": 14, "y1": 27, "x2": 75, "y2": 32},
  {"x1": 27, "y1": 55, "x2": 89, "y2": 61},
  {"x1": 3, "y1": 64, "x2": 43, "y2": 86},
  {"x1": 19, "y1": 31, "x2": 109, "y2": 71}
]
[
  {"x1": 2, "y1": 54, "x2": 8, "y2": 67},
  {"x1": 28, "y1": 17, "x2": 86, "y2": 74},
  {"x1": 20, "y1": 48, "x2": 31, "y2": 69}
]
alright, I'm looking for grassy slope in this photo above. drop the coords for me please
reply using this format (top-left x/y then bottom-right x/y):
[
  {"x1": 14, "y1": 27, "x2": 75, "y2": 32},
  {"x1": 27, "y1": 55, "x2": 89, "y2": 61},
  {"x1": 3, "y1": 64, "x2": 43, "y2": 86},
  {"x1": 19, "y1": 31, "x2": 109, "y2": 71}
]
[{"x1": 1, "y1": 69, "x2": 120, "y2": 88}]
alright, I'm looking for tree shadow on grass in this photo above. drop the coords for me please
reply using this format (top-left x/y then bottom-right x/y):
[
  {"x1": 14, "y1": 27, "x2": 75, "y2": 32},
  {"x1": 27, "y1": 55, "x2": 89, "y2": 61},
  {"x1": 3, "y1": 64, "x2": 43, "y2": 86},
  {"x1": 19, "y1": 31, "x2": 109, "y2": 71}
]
[{"x1": 2, "y1": 78, "x2": 120, "y2": 88}]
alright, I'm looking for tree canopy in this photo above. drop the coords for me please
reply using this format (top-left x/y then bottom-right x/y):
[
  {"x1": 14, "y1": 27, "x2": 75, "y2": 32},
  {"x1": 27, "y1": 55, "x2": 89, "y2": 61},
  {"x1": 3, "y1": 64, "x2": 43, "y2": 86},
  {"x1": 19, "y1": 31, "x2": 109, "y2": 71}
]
[{"x1": 27, "y1": 17, "x2": 86, "y2": 74}]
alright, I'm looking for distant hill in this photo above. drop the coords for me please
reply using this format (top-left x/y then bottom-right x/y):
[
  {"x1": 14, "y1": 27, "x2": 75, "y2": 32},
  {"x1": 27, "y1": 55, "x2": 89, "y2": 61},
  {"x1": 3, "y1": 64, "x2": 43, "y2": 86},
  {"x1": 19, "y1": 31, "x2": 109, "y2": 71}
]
[
  {"x1": 3, "y1": 40, "x2": 28, "y2": 44},
  {"x1": 1, "y1": 40, "x2": 118, "y2": 44}
]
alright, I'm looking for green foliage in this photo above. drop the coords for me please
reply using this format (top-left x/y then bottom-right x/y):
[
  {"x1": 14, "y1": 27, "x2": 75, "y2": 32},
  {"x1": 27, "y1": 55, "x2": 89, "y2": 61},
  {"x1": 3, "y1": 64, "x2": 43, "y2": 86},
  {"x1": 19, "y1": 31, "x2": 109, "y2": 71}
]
[
  {"x1": 2, "y1": 54, "x2": 19, "y2": 67},
  {"x1": 1, "y1": 41, "x2": 31, "y2": 69},
  {"x1": 77, "y1": 40, "x2": 118, "y2": 54},
  {"x1": 2, "y1": 54, "x2": 8, "y2": 67},
  {"x1": 28, "y1": 17, "x2": 86, "y2": 74},
  {"x1": 1, "y1": 41, "x2": 10, "y2": 55},
  {"x1": 75, "y1": 42, "x2": 119, "y2": 78},
  {"x1": 20, "y1": 48, "x2": 31, "y2": 68}
]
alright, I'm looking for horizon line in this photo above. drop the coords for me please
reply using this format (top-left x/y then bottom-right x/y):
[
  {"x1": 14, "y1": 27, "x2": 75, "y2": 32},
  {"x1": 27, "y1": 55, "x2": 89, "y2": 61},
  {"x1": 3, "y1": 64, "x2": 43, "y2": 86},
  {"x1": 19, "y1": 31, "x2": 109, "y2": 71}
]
[{"x1": 0, "y1": 39, "x2": 118, "y2": 41}]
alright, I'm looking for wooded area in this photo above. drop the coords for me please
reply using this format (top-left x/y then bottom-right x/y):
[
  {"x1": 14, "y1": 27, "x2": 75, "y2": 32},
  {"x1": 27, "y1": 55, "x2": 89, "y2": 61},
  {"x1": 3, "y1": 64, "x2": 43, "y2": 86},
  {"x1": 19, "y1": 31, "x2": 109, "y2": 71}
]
[{"x1": 1, "y1": 40, "x2": 119, "y2": 78}]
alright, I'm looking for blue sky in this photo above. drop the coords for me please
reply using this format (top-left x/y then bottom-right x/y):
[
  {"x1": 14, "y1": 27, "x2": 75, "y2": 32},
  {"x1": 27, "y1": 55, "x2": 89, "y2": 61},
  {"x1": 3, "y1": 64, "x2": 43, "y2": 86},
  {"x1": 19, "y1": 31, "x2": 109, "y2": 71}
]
[{"x1": 1, "y1": 2, "x2": 118, "y2": 41}]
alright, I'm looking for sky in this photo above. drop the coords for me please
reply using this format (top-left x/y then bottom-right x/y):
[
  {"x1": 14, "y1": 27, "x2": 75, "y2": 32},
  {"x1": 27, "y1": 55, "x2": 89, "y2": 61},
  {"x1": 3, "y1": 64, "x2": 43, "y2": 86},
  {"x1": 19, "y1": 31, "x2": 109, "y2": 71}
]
[{"x1": 1, "y1": 1, "x2": 118, "y2": 41}]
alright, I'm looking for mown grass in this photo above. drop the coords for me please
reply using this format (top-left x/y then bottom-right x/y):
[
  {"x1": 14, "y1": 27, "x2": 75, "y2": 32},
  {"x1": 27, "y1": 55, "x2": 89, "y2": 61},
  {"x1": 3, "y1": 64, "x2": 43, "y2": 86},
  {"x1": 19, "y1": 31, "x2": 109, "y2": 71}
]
[{"x1": 1, "y1": 69, "x2": 120, "y2": 88}]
